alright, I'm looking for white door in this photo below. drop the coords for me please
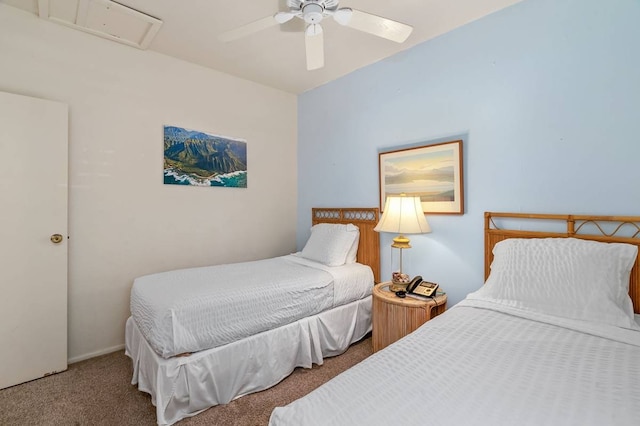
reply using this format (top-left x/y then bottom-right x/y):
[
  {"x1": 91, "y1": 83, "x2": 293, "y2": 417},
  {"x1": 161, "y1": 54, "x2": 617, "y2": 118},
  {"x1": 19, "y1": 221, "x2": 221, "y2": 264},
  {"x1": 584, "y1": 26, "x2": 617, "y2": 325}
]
[{"x1": 0, "y1": 91, "x2": 68, "y2": 389}]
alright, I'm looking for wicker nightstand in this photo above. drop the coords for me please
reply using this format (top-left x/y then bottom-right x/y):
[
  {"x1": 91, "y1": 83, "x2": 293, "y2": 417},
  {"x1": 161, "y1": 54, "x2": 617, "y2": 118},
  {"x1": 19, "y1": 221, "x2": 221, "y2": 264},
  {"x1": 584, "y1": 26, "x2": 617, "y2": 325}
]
[{"x1": 372, "y1": 281, "x2": 447, "y2": 352}]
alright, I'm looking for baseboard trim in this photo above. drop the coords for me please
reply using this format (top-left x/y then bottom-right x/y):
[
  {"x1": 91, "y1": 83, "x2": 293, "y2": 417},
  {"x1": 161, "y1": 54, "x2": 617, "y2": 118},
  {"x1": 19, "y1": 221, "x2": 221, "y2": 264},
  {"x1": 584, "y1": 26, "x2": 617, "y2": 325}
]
[{"x1": 68, "y1": 344, "x2": 125, "y2": 364}]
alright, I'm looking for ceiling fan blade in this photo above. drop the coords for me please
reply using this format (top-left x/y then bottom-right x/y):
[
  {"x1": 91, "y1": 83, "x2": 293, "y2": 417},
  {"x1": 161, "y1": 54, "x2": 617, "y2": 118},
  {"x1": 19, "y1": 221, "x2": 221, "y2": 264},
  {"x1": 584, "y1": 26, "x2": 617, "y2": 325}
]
[
  {"x1": 274, "y1": 11, "x2": 297, "y2": 24},
  {"x1": 218, "y1": 15, "x2": 279, "y2": 42},
  {"x1": 335, "y1": 8, "x2": 413, "y2": 43},
  {"x1": 305, "y1": 24, "x2": 324, "y2": 71},
  {"x1": 333, "y1": 8, "x2": 352, "y2": 26}
]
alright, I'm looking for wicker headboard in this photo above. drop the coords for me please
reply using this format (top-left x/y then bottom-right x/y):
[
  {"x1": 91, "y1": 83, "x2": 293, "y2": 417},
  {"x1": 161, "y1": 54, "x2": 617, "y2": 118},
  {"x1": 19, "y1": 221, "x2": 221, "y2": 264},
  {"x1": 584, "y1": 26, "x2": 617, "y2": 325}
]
[
  {"x1": 485, "y1": 212, "x2": 640, "y2": 314},
  {"x1": 312, "y1": 207, "x2": 380, "y2": 283}
]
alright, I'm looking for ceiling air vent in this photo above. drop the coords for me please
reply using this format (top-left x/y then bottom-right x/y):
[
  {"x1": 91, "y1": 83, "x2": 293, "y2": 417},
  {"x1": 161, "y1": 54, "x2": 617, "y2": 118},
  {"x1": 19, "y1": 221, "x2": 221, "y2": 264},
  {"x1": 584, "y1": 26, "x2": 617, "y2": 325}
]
[{"x1": 37, "y1": 0, "x2": 163, "y2": 49}]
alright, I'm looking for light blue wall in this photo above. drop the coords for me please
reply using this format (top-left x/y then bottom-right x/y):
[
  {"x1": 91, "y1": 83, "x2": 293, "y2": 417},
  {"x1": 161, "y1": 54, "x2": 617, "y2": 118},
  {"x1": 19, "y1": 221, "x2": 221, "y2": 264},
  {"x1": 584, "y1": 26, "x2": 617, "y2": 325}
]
[{"x1": 297, "y1": 0, "x2": 640, "y2": 306}]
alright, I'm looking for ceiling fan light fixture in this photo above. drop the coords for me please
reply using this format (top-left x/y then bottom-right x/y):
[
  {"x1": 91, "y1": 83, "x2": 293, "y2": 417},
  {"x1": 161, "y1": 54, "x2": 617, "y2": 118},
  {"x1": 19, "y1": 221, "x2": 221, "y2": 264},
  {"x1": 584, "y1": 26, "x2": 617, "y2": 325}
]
[{"x1": 302, "y1": 3, "x2": 324, "y2": 24}]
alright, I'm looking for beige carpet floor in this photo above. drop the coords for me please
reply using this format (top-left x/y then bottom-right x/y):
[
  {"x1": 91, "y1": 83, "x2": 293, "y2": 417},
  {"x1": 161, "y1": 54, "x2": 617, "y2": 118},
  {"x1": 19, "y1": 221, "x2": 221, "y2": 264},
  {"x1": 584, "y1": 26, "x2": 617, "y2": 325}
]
[{"x1": 0, "y1": 336, "x2": 372, "y2": 426}]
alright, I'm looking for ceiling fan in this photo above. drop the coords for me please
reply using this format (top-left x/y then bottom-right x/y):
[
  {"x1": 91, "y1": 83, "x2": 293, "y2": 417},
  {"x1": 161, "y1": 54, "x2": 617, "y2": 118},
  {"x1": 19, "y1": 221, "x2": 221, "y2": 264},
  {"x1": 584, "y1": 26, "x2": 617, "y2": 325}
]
[{"x1": 218, "y1": 0, "x2": 413, "y2": 71}]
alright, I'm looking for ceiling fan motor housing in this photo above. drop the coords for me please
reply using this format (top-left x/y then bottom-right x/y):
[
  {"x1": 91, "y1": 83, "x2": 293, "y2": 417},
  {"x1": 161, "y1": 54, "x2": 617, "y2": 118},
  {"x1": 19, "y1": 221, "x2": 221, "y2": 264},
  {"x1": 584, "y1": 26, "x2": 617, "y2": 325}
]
[
  {"x1": 289, "y1": 0, "x2": 339, "y2": 9},
  {"x1": 296, "y1": 0, "x2": 341, "y2": 24},
  {"x1": 303, "y1": 3, "x2": 323, "y2": 24}
]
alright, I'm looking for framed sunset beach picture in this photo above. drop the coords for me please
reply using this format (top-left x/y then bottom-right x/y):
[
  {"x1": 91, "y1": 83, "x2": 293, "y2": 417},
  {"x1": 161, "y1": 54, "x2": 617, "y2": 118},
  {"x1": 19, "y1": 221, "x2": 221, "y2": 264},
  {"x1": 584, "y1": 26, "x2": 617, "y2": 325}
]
[{"x1": 379, "y1": 140, "x2": 463, "y2": 214}]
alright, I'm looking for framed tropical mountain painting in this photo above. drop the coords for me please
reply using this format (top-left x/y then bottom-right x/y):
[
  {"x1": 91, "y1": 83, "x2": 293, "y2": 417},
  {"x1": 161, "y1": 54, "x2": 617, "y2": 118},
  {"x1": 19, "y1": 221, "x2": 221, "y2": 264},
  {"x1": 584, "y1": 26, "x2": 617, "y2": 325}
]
[{"x1": 163, "y1": 125, "x2": 247, "y2": 188}]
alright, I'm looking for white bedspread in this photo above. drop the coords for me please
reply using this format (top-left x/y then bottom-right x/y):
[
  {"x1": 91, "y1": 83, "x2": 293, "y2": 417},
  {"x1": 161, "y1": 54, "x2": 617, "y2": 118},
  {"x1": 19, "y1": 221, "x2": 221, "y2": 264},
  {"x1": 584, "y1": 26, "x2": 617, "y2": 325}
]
[
  {"x1": 270, "y1": 301, "x2": 640, "y2": 426},
  {"x1": 131, "y1": 254, "x2": 372, "y2": 358},
  {"x1": 126, "y1": 297, "x2": 372, "y2": 425}
]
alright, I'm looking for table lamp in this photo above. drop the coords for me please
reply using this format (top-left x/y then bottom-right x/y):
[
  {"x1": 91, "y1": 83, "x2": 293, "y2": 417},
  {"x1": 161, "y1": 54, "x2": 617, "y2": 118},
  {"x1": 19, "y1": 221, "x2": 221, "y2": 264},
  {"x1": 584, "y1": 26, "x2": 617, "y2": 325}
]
[{"x1": 374, "y1": 194, "x2": 431, "y2": 291}]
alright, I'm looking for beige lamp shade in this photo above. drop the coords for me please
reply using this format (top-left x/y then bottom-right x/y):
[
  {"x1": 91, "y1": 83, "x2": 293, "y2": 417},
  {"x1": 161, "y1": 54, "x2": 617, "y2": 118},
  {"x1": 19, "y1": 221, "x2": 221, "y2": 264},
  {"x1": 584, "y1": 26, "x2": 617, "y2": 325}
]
[
  {"x1": 374, "y1": 195, "x2": 431, "y2": 249},
  {"x1": 375, "y1": 194, "x2": 431, "y2": 284}
]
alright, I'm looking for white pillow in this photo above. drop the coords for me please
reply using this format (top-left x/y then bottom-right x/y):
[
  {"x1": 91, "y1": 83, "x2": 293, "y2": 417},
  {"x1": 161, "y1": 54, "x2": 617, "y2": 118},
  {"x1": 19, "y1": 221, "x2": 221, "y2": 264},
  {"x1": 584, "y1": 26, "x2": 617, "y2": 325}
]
[
  {"x1": 300, "y1": 223, "x2": 360, "y2": 267},
  {"x1": 469, "y1": 238, "x2": 639, "y2": 330},
  {"x1": 345, "y1": 229, "x2": 360, "y2": 264}
]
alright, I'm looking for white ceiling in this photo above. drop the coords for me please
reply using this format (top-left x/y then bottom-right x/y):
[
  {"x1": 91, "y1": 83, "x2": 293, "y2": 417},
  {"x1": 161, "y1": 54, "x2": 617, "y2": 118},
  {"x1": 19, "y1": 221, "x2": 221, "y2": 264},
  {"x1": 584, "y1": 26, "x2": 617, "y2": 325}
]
[{"x1": 3, "y1": 0, "x2": 522, "y2": 94}]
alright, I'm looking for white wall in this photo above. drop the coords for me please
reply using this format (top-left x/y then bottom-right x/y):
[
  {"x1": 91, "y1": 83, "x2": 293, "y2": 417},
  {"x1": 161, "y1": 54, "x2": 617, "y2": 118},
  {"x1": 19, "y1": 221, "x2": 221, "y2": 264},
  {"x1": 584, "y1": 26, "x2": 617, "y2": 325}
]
[
  {"x1": 0, "y1": 5, "x2": 298, "y2": 362},
  {"x1": 297, "y1": 0, "x2": 640, "y2": 306}
]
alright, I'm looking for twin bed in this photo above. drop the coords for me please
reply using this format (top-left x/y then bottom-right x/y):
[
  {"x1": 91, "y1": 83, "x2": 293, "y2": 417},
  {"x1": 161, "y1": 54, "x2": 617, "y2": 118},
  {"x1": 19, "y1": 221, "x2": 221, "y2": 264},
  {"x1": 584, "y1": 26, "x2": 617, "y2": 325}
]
[
  {"x1": 270, "y1": 212, "x2": 640, "y2": 425},
  {"x1": 125, "y1": 208, "x2": 380, "y2": 425},
  {"x1": 127, "y1": 210, "x2": 640, "y2": 426}
]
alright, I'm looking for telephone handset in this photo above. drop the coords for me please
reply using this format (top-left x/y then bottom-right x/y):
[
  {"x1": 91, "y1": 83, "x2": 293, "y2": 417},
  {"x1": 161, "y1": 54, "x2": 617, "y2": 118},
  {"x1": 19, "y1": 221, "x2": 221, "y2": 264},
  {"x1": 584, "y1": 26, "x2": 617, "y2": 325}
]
[{"x1": 406, "y1": 276, "x2": 439, "y2": 297}]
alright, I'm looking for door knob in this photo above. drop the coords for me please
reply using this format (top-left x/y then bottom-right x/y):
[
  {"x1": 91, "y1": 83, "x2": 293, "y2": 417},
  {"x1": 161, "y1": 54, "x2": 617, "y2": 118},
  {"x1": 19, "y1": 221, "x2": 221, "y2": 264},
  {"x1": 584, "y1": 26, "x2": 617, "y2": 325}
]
[{"x1": 50, "y1": 234, "x2": 63, "y2": 244}]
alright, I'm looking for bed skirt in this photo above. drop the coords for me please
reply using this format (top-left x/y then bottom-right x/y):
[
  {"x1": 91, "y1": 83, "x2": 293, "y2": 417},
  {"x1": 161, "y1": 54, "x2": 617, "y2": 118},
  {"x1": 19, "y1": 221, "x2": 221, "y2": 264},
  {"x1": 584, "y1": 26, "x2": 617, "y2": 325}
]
[{"x1": 125, "y1": 296, "x2": 372, "y2": 425}]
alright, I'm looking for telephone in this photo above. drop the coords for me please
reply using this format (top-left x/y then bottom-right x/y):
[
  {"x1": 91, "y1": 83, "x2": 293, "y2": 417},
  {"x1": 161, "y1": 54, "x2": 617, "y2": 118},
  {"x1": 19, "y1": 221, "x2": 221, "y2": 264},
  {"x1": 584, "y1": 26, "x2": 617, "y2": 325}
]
[{"x1": 405, "y1": 276, "x2": 439, "y2": 297}]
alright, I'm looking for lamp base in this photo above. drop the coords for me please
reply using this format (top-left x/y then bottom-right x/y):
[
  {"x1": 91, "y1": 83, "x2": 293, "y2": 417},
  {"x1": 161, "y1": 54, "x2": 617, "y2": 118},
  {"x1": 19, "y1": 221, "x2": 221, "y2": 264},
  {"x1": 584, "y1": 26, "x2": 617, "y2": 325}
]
[{"x1": 391, "y1": 235, "x2": 411, "y2": 249}]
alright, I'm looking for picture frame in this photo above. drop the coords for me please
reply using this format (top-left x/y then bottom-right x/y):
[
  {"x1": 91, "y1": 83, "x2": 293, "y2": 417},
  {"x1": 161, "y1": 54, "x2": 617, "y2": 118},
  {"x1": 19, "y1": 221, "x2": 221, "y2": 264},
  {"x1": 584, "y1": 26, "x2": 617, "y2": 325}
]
[
  {"x1": 379, "y1": 140, "x2": 464, "y2": 214},
  {"x1": 163, "y1": 125, "x2": 247, "y2": 188}
]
